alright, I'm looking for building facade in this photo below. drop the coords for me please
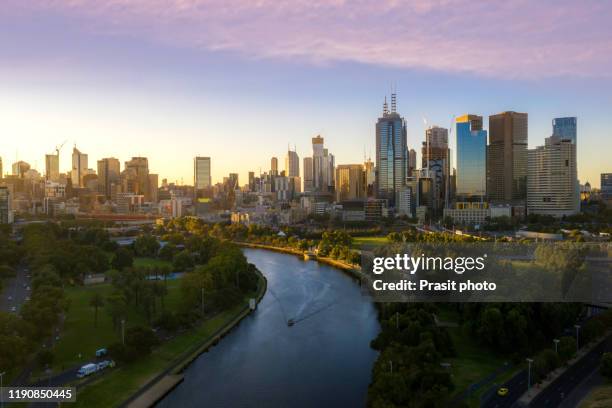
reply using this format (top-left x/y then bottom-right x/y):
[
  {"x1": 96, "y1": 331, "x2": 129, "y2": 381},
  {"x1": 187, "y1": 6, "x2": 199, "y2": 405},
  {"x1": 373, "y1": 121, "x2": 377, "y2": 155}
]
[
  {"x1": 97, "y1": 157, "x2": 120, "y2": 200},
  {"x1": 487, "y1": 111, "x2": 528, "y2": 203},
  {"x1": 527, "y1": 136, "x2": 578, "y2": 217},
  {"x1": 194, "y1": 156, "x2": 212, "y2": 196},
  {"x1": 375, "y1": 94, "x2": 407, "y2": 206},
  {"x1": 71, "y1": 147, "x2": 88, "y2": 187},
  {"x1": 552, "y1": 117, "x2": 577, "y2": 145},
  {"x1": 455, "y1": 114, "x2": 487, "y2": 200},
  {"x1": 285, "y1": 149, "x2": 300, "y2": 178},
  {"x1": 335, "y1": 164, "x2": 365, "y2": 202}
]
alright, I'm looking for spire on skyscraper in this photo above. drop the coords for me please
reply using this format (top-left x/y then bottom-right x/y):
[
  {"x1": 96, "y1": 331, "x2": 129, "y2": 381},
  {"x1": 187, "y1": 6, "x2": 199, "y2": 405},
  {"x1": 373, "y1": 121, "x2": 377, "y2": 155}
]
[{"x1": 383, "y1": 96, "x2": 389, "y2": 116}]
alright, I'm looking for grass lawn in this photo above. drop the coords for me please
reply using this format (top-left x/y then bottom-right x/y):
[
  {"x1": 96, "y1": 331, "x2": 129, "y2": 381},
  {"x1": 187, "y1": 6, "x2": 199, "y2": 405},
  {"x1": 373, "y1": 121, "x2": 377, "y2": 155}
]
[
  {"x1": 45, "y1": 279, "x2": 181, "y2": 376},
  {"x1": 352, "y1": 236, "x2": 389, "y2": 250},
  {"x1": 447, "y1": 325, "x2": 512, "y2": 405},
  {"x1": 580, "y1": 383, "x2": 612, "y2": 408}
]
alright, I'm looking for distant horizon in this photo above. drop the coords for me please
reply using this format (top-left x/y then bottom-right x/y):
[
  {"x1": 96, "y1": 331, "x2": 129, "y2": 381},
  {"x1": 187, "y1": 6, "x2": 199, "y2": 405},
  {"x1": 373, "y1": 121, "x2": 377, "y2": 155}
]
[{"x1": 2, "y1": 1, "x2": 611, "y2": 188}]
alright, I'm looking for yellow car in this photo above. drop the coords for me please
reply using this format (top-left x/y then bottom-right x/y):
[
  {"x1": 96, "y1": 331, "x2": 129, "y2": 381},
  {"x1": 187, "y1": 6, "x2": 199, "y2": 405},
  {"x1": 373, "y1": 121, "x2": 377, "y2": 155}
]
[{"x1": 497, "y1": 387, "x2": 509, "y2": 397}]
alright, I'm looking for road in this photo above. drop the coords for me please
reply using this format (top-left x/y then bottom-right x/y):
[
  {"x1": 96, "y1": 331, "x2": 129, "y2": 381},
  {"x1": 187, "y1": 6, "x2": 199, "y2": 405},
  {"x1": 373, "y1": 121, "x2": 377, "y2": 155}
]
[
  {"x1": 0, "y1": 264, "x2": 31, "y2": 314},
  {"x1": 529, "y1": 335, "x2": 612, "y2": 407},
  {"x1": 481, "y1": 368, "x2": 527, "y2": 408}
]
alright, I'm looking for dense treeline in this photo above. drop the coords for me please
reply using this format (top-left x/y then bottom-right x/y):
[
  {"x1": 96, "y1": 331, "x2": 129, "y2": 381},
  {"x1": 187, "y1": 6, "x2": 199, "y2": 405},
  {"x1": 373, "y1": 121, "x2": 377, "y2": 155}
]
[{"x1": 368, "y1": 304, "x2": 455, "y2": 408}]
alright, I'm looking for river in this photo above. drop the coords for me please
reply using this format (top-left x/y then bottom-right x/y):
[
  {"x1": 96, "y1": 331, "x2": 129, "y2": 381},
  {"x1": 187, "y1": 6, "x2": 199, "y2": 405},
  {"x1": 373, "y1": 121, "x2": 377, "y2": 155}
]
[{"x1": 157, "y1": 248, "x2": 380, "y2": 408}]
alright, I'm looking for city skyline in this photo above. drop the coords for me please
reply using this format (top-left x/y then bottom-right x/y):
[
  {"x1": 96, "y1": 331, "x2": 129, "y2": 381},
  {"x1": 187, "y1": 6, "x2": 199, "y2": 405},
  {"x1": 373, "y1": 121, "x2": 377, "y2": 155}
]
[{"x1": 1, "y1": 1, "x2": 612, "y2": 187}]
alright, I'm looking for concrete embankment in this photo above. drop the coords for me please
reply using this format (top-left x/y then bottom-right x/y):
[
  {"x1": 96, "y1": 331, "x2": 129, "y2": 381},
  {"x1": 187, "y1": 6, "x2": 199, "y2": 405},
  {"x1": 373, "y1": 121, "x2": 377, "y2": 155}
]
[{"x1": 122, "y1": 270, "x2": 267, "y2": 408}]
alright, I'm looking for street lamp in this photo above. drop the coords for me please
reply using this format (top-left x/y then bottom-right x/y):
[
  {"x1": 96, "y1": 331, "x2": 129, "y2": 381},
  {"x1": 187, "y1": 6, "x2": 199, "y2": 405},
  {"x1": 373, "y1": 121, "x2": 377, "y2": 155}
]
[
  {"x1": 0, "y1": 371, "x2": 5, "y2": 408},
  {"x1": 526, "y1": 358, "x2": 534, "y2": 391},
  {"x1": 553, "y1": 338, "x2": 560, "y2": 354},
  {"x1": 575, "y1": 324, "x2": 582, "y2": 352}
]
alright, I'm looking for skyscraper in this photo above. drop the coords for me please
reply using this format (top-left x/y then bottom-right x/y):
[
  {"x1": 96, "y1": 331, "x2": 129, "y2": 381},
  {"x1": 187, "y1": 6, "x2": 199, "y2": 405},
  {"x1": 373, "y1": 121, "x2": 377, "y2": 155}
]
[
  {"x1": 455, "y1": 115, "x2": 487, "y2": 200},
  {"x1": 270, "y1": 157, "x2": 279, "y2": 176},
  {"x1": 422, "y1": 126, "x2": 450, "y2": 212},
  {"x1": 12, "y1": 161, "x2": 31, "y2": 178},
  {"x1": 0, "y1": 186, "x2": 12, "y2": 224},
  {"x1": 602, "y1": 173, "x2": 612, "y2": 202},
  {"x1": 71, "y1": 146, "x2": 88, "y2": 187},
  {"x1": 408, "y1": 149, "x2": 417, "y2": 177},
  {"x1": 303, "y1": 157, "x2": 314, "y2": 192},
  {"x1": 97, "y1": 158, "x2": 121, "y2": 200},
  {"x1": 487, "y1": 111, "x2": 528, "y2": 202},
  {"x1": 194, "y1": 157, "x2": 212, "y2": 192},
  {"x1": 0, "y1": 157, "x2": 3, "y2": 178},
  {"x1": 375, "y1": 93, "x2": 407, "y2": 206},
  {"x1": 335, "y1": 164, "x2": 366, "y2": 202},
  {"x1": 45, "y1": 153, "x2": 60, "y2": 182},
  {"x1": 285, "y1": 149, "x2": 300, "y2": 178},
  {"x1": 312, "y1": 135, "x2": 334, "y2": 192},
  {"x1": 552, "y1": 117, "x2": 577, "y2": 144},
  {"x1": 527, "y1": 136, "x2": 578, "y2": 217}
]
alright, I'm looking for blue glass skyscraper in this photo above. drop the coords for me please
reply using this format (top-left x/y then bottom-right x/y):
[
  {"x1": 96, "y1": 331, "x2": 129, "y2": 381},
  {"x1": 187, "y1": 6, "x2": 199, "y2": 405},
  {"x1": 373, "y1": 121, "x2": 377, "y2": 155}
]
[
  {"x1": 456, "y1": 114, "x2": 487, "y2": 199},
  {"x1": 375, "y1": 94, "x2": 407, "y2": 207},
  {"x1": 552, "y1": 117, "x2": 577, "y2": 144}
]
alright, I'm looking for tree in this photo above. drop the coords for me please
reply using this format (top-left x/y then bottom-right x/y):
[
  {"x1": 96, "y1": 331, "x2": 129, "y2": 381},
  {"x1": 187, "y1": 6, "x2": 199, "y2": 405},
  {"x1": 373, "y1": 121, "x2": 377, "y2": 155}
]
[
  {"x1": 134, "y1": 234, "x2": 160, "y2": 257},
  {"x1": 558, "y1": 336, "x2": 576, "y2": 362},
  {"x1": 111, "y1": 247, "x2": 134, "y2": 270},
  {"x1": 601, "y1": 353, "x2": 612, "y2": 378},
  {"x1": 36, "y1": 349, "x2": 54, "y2": 368},
  {"x1": 173, "y1": 250, "x2": 194, "y2": 271},
  {"x1": 89, "y1": 292, "x2": 105, "y2": 327}
]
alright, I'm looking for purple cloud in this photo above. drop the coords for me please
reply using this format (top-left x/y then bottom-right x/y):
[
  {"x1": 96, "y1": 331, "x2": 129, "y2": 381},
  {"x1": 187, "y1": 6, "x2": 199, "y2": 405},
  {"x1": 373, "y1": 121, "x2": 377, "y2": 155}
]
[{"x1": 4, "y1": 0, "x2": 612, "y2": 78}]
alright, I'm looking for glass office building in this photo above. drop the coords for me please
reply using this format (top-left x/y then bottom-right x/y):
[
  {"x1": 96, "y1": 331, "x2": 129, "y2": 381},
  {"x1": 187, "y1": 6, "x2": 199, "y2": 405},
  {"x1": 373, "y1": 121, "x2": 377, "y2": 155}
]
[
  {"x1": 375, "y1": 96, "x2": 407, "y2": 207},
  {"x1": 456, "y1": 115, "x2": 487, "y2": 199},
  {"x1": 552, "y1": 117, "x2": 577, "y2": 144}
]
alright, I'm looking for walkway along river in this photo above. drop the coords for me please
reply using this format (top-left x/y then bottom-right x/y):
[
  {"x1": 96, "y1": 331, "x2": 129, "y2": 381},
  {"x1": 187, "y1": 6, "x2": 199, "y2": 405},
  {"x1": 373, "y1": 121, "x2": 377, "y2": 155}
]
[{"x1": 157, "y1": 248, "x2": 380, "y2": 407}]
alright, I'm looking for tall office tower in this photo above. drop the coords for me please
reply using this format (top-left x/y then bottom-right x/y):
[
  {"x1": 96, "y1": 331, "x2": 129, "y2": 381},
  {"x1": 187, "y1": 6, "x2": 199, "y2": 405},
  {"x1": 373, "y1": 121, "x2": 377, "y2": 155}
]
[
  {"x1": 408, "y1": 149, "x2": 417, "y2": 176},
  {"x1": 148, "y1": 174, "x2": 159, "y2": 203},
  {"x1": 303, "y1": 157, "x2": 314, "y2": 192},
  {"x1": 527, "y1": 136, "x2": 578, "y2": 217},
  {"x1": 422, "y1": 126, "x2": 450, "y2": 212},
  {"x1": 311, "y1": 135, "x2": 335, "y2": 192},
  {"x1": 71, "y1": 146, "x2": 88, "y2": 187},
  {"x1": 97, "y1": 157, "x2": 121, "y2": 200},
  {"x1": 270, "y1": 157, "x2": 279, "y2": 176},
  {"x1": 455, "y1": 114, "x2": 487, "y2": 200},
  {"x1": 12, "y1": 161, "x2": 31, "y2": 178},
  {"x1": 364, "y1": 158, "x2": 375, "y2": 197},
  {"x1": 375, "y1": 94, "x2": 407, "y2": 207},
  {"x1": 0, "y1": 157, "x2": 3, "y2": 178},
  {"x1": 487, "y1": 111, "x2": 528, "y2": 202},
  {"x1": 194, "y1": 156, "x2": 212, "y2": 197},
  {"x1": 335, "y1": 164, "x2": 366, "y2": 202},
  {"x1": 285, "y1": 149, "x2": 300, "y2": 178},
  {"x1": 602, "y1": 173, "x2": 612, "y2": 202},
  {"x1": 552, "y1": 117, "x2": 577, "y2": 144},
  {"x1": 124, "y1": 157, "x2": 155, "y2": 201},
  {"x1": 248, "y1": 171, "x2": 255, "y2": 192},
  {"x1": 45, "y1": 153, "x2": 60, "y2": 182},
  {"x1": 0, "y1": 186, "x2": 12, "y2": 224}
]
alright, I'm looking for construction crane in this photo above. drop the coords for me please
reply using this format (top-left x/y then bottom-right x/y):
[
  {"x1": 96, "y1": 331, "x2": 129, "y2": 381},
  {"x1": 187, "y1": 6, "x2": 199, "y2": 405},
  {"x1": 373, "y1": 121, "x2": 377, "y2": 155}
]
[{"x1": 55, "y1": 140, "x2": 67, "y2": 156}]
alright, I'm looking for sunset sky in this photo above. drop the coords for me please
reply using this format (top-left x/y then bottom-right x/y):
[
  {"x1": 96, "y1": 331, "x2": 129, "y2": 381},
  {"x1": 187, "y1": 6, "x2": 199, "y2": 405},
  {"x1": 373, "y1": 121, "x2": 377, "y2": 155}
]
[{"x1": 1, "y1": 0, "x2": 611, "y2": 187}]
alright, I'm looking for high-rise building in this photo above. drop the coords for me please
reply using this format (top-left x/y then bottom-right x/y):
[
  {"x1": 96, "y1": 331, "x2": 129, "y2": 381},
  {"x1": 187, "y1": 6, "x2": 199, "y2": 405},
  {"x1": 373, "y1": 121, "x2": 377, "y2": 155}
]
[
  {"x1": 71, "y1": 146, "x2": 88, "y2": 187},
  {"x1": 601, "y1": 173, "x2": 612, "y2": 202},
  {"x1": 364, "y1": 158, "x2": 375, "y2": 197},
  {"x1": 45, "y1": 153, "x2": 60, "y2": 182},
  {"x1": 487, "y1": 111, "x2": 528, "y2": 202},
  {"x1": 123, "y1": 157, "x2": 157, "y2": 202},
  {"x1": 97, "y1": 158, "x2": 120, "y2": 200},
  {"x1": 303, "y1": 157, "x2": 314, "y2": 192},
  {"x1": 408, "y1": 149, "x2": 417, "y2": 177},
  {"x1": 422, "y1": 126, "x2": 450, "y2": 213},
  {"x1": 194, "y1": 157, "x2": 212, "y2": 193},
  {"x1": 335, "y1": 164, "x2": 365, "y2": 202},
  {"x1": 375, "y1": 94, "x2": 407, "y2": 206},
  {"x1": 12, "y1": 161, "x2": 31, "y2": 178},
  {"x1": 285, "y1": 149, "x2": 300, "y2": 178},
  {"x1": 455, "y1": 115, "x2": 487, "y2": 200},
  {"x1": 527, "y1": 136, "x2": 578, "y2": 217},
  {"x1": 270, "y1": 157, "x2": 279, "y2": 176},
  {"x1": 0, "y1": 186, "x2": 12, "y2": 224},
  {"x1": 552, "y1": 117, "x2": 577, "y2": 145},
  {"x1": 0, "y1": 157, "x2": 3, "y2": 178},
  {"x1": 312, "y1": 135, "x2": 334, "y2": 192}
]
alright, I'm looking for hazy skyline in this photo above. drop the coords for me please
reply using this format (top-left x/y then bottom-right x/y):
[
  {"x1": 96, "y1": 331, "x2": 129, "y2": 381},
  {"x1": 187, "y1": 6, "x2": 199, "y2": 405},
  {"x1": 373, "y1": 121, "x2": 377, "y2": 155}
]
[{"x1": 1, "y1": 0, "x2": 611, "y2": 187}]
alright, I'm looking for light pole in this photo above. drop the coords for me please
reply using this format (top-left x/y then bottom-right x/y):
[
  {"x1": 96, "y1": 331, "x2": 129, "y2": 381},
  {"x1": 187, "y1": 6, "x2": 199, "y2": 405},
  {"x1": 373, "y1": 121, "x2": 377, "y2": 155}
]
[
  {"x1": 201, "y1": 288, "x2": 205, "y2": 317},
  {"x1": 0, "y1": 371, "x2": 5, "y2": 408},
  {"x1": 553, "y1": 338, "x2": 560, "y2": 354},
  {"x1": 575, "y1": 324, "x2": 581, "y2": 352},
  {"x1": 121, "y1": 319, "x2": 126, "y2": 346},
  {"x1": 526, "y1": 358, "x2": 534, "y2": 391}
]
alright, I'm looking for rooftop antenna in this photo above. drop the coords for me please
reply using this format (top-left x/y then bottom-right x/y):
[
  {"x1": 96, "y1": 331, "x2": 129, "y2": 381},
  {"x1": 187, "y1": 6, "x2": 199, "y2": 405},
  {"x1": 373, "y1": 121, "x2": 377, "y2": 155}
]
[
  {"x1": 391, "y1": 86, "x2": 397, "y2": 113},
  {"x1": 383, "y1": 96, "x2": 389, "y2": 116}
]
